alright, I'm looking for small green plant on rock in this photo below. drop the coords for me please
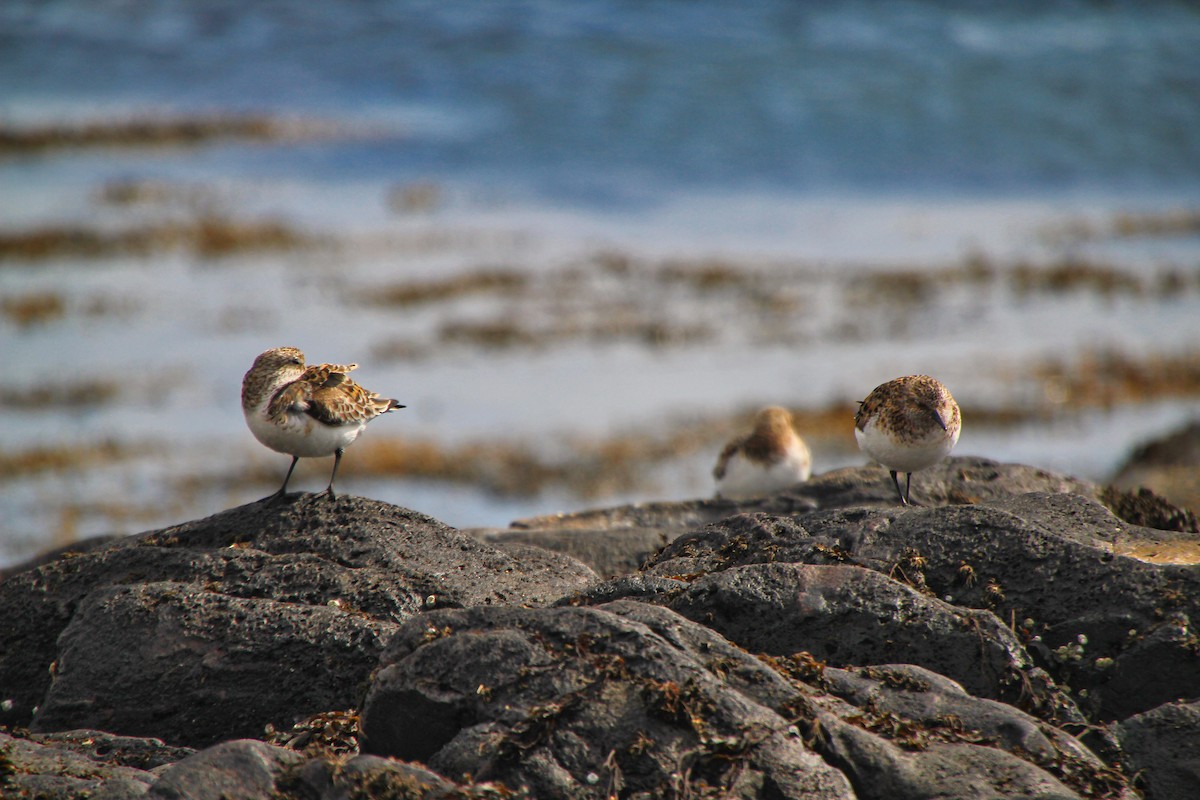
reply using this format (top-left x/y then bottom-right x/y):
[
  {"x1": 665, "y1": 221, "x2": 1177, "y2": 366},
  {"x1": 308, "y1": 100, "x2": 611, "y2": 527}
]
[{"x1": 1053, "y1": 634, "x2": 1088, "y2": 665}]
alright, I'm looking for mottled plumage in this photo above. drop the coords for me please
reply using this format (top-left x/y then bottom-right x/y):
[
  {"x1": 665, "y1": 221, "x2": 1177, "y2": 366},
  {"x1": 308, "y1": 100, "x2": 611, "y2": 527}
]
[
  {"x1": 242, "y1": 346, "x2": 403, "y2": 498},
  {"x1": 714, "y1": 406, "x2": 812, "y2": 499},
  {"x1": 854, "y1": 375, "x2": 960, "y2": 505}
]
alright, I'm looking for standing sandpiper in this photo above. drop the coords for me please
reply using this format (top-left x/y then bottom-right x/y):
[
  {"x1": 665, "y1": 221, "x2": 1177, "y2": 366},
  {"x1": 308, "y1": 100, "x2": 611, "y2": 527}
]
[
  {"x1": 241, "y1": 346, "x2": 404, "y2": 499},
  {"x1": 713, "y1": 406, "x2": 812, "y2": 499},
  {"x1": 854, "y1": 375, "x2": 960, "y2": 505}
]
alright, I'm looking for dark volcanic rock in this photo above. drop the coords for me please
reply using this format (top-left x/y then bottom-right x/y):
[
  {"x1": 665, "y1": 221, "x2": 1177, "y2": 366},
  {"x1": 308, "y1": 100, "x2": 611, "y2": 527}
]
[
  {"x1": 608, "y1": 603, "x2": 1131, "y2": 799},
  {"x1": 0, "y1": 534, "x2": 124, "y2": 582},
  {"x1": 818, "y1": 663, "x2": 1092, "y2": 765},
  {"x1": 785, "y1": 456, "x2": 1103, "y2": 509},
  {"x1": 147, "y1": 739, "x2": 302, "y2": 800},
  {"x1": 1100, "y1": 485, "x2": 1199, "y2": 534},
  {"x1": 361, "y1": 602, "x2": 856, "y2": 799},
  {"x1": 1111, "y1": 419, "x2": 1200, "y2": 517},
  {"x1": 361, "y1": 601, "x2": 1132, "y2": 799},
  {"x1": 478, "y1": 457, "x2": 1105, "y2": 578},
  {"x1": 283, "y1": 752, "x2": 516, "y2": 799},
  {"x1": 639, "y1": 489, "x2": 1200, "y2": 722},
  {"x1": 659, "y1": 563, "x2": 1053, "y2": 710},
  {"x1": 515, "y1": 458, "x2": 1102, "y2": 526},
  {"x1": 1117, "y1": 700, "x2": 1200, "y2": 800},
  {"x1": 0, "y1": 494, "x2": 594, "y2": 747},
  {"x1": 2, "y1": 460, "x2": 1185, "y2": 797},
  {"x1": 0, "y1": 729, "x2": 192, "y2": 800},
  {"x1": 812, "y1": 714, "x2": 1085, "y2": 800},
  {"x1": 30, "y1": 582, "x2": 389, "y2": 746},
  {"x1": 0, "y1": 729, "x2": 521, "y2": 800},
  {"x1": 472, "y1": 525, "x2": 681, "y2": 579}
]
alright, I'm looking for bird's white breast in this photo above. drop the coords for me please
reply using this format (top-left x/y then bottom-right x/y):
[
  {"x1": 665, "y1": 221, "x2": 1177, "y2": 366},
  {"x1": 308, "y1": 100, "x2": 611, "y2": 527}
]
[
  {"x1": 716, "y1": 448, "x2": 811, "y2": 499},
  {"x1": 855, "y1": 418, "x2": 958, "y2": 473},
  {"x1": 245, "y1": 399, "x2": 364, "y2": 458}
]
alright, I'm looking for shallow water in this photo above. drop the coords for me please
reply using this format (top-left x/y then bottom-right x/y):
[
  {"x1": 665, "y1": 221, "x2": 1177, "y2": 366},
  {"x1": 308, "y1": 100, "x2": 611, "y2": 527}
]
[{"x1": 2, "y1": 1, "x2": 1200, "y2": 567}]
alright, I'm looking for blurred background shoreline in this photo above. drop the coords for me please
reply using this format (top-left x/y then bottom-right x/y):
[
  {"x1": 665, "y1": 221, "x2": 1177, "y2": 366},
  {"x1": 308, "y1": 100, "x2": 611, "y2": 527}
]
[{"x1": 2, "y1": 1, "x2": 1199, "y2": 567}]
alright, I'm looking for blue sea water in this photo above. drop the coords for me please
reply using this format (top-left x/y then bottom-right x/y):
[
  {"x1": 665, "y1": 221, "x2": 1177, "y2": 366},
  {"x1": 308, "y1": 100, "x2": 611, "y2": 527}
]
[{"x1": 3, "y1": 0, "x2": 1199, "y2": 203}]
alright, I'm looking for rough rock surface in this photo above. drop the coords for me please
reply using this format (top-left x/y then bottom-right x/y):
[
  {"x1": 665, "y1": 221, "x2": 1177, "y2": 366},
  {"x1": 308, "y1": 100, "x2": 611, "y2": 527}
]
[
  {"x1": 147, "y1": 739, "x2": 303, "y2": 800},
  {"x1": 3, "y1": 458, "x2": 1197, "y2": 798},
  {"x1": 471, "y1": 525, "x2": 680, "y2": 579},
  {"x1": 0, "y1": 730, "x2": 192, "y2": 800},
  {"x1": 1111, "y1": 419, "x2": 1200, "y2": 519},
  {"x1": 360, "y1": 601, "x2": 1130, "y2": 799},
  {"x1": 474, "y1": 457, "x2": 1105, "y2": 577},
  {"x1": 0, "y1": 731, "x2": 515, "y2": 800},
  {"x1": 634, "y1": 489, "x2": 1200, "y2": 723},
  {"x1": 1117, "y1": 700, "x2": 1200, "y2": 800},
  {"x1": 31, "y1": 581, "x2": 391, "y2": 748},
  {"x1": 0, "y1": 494, "x2": 594, "y2": 747},
  {"x1": 650, "y1": 562, "x2": 1059, "y2": 712},
  {"x1": 361, "y1": 602, "x2": 855, "y2": 799}
]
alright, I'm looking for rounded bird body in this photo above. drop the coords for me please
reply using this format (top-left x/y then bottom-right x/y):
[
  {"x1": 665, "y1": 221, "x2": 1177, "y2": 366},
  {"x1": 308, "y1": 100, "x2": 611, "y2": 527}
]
[
  {"x1": 244, "y1": 391, "x2": 369, "y2": 458},
  {"x1": 241, "y1": 347, "x2": 403, "y2": 498},
  {"x1": 854, "y1": 411, "x2": 956, "y2": 474},
  {"x1": 714, "y1": 406, "x2": 812, "y2": 499},
  {"x1": 854, "y1": 375, "x2": 960, "y2": 504}
]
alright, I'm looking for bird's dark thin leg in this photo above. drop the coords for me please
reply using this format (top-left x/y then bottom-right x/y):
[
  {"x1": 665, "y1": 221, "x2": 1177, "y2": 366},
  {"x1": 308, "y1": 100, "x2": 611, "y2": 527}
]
[
  {"x1": 324, "y1": 448, "x2": 344, "y2": 499},
  {"x1": 889, "y1": 469, "x2": 909, "y2": 505},
  {"x1": 904, "y1": 472, "x2": 913, "y2": 505},
  {"x1": 269, "y1": 455, "x2": 300, "y2": 501}
]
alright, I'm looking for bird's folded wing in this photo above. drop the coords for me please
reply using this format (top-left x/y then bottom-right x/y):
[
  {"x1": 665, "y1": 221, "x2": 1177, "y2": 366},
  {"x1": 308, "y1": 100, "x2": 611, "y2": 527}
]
[
  {"x1": 266, "y1": 380, "x2": 313, "y2": 419},
  {"x1": 307, "y1": 381, "x2": 377, "y2": 425},
  {"x1": 300, "y1": 363, "x2": 358, "y2": 387}
]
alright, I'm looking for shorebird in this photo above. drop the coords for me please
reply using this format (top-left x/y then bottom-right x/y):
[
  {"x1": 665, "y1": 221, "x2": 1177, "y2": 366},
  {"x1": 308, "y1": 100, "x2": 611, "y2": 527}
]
[
  {"x1": 854, "y1": 375, "x2": 960, "y2": 505},
  {"x1": 241, "y1": 346, "x2": 403, "y2": 499},
  {"x1": 713, "y1": 406, "x2": 812, "y2": 498}
]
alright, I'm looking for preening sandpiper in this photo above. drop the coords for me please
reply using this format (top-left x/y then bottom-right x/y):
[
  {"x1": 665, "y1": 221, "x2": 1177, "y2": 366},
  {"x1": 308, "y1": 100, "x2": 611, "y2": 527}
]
[
  {"x1": 241, "y1": 346, "x2": 404, "y2": 499},
  {"x1": 713, "y1": 406, "x2": 812, "y2": 499},
  {"x1": 854, "y1": 375, "x2": 960, "y2": 505}
]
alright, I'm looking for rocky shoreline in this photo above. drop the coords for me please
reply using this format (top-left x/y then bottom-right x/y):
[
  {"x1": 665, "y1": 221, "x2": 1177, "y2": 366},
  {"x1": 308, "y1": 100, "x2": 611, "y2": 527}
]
[{"x1": 2, "y1": 457, "x2": 1198, "y2": 799}]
